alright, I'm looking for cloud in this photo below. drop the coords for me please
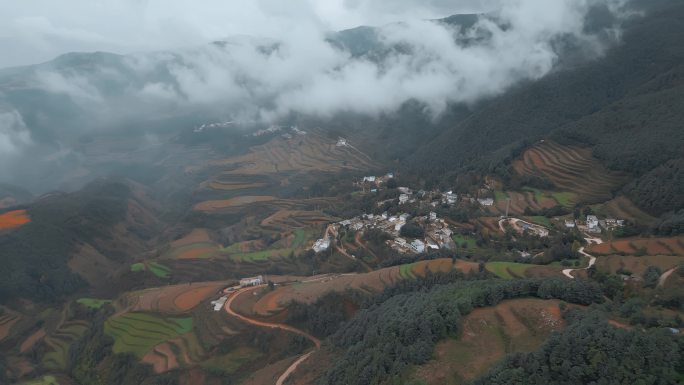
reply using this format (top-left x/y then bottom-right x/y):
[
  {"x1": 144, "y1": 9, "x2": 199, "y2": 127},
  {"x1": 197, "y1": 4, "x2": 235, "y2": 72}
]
[
  {"x1": 22, "y1": 0, "x2": 626, "y2": 123},
  {"x1": 0, "y1": 109, "x2": 32, "y2": 155}
]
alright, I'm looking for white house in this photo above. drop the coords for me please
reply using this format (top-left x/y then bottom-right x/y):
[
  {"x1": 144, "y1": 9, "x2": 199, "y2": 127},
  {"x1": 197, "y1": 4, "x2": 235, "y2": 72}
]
[
  {"x1": 363, "y1": 176, "x2": 376, "y2": 183},
  {"x1": 410, "y1": 240, "x2": 426, "y2": 253},
  {"x1": 443, "y1": 191, "x2": 458, "y2": 205},
  {"x1": 313, "y1": 237, "x2": 331, "y2": 253},
  {"x1": 399, "y1": 194, "x2": 409, "y2": 204},
  {"x1": 210, "y1": 296, "x2": 228, "y2": 311},
  {"x1": 398, "y1": 187, "x2": 412, "y2": 194},
  {"x1": 586, "y1": 215, "x2": 601, "y2": 233},
  {"x1": 429, "y1": 212, "x2": 437, "y2": 221},
  {"x1": 565, "y1": 220, "x2": 576, "y2": 228},
  {"x1": 336, "y1": 138, "x2": 348, "y2": 147},
  {"x1": 240, "y1": 275, "x2": 264, "y2": 287}
]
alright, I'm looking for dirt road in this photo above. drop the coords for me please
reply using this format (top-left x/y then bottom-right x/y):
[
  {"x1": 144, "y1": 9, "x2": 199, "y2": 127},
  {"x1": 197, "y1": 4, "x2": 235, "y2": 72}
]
[
  {"x1": 658, "y1": 267, "x2": 677, "y2": 288},
  {"x1": 562, "y1": 235, "x2": 602, "y2": 279},
  {"x1": 224, "y1": 285, "x2": 321, "y2": 385}
]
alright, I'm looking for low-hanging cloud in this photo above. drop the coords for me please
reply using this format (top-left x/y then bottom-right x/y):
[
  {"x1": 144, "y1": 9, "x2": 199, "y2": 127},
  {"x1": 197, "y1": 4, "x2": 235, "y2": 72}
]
[{"x1": 49, "y1": 0, "x2": 622, "y2": 123}]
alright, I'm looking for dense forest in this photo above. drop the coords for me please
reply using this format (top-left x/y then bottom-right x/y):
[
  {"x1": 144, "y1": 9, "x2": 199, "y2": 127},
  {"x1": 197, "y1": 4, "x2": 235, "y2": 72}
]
[
  {"x1": 624, "y1": 158, "x2": 684, "y2": 216},
  {"x1": 474, "y1": 311, "x2": 684, "y2": 385},
  {"x1": 322, "y1": 278, "x2": 603, "y2": 385}
]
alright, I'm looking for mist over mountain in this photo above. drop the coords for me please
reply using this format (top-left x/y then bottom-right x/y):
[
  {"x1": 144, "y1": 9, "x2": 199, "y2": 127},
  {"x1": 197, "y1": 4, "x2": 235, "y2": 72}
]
[{"x1": 0, "y1": 0, "x2": 628, "y2": 193}]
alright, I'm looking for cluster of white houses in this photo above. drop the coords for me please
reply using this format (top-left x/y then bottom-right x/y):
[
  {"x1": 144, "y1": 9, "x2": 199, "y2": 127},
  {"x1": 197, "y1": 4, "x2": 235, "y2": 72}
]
[
  {"x1": 566, "y1": 215, "x2": 625, "y2": 233},
  {"x1": 312, "y1": 211, "x2": 456, "y2": 255}
]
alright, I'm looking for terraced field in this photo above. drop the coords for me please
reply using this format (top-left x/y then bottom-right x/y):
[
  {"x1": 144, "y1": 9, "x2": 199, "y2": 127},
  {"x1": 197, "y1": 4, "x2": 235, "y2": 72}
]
[
  {"x1": 131, "y1": 261, "x2": 172, "y2": 278},
  {"x1": 589, "y1": 236, "x2": 684, "y2": 256},
  {"x1": 17, "y1": 376, "x2": 59, "y2": 385},
  {"x1": 594, "y1": 255, "x2": 684, "y2": 277},
  {"x1": 105, "y1": 313, "x2": 193, "y2": 358},
  {"x1": 0, "y1": 209, "x2": 30, "y2": 230},
  {"x1": 0, "y1": 311, "x2": 21, "y2": 341},
  {"x1": 41, "y1": 320, "x2": 88, "y2": 370},
  {"x1": 194, "y1": 196, "x2": 338, "y2": 214},
  {"x1": 260, "y1": 210, "x2": 336, "y2": 233},
  {"x1": 485, "y1": 262, "x2": 535, "y2": 279},
  {"x1": 513, "y1": 141, "x2": 627, "y2": 205},
  {"x1": 76, "y1": 298, "x2": 112, "y2": 309},
  {"x1": 211, "y1": 133, "x2": 374, "y2": 176},
  {"x1": 118, "y1": 281, "x2": 226, "y2": 314},
  {"x1": 492, "y1": 190, "x2": 558, "y2": 215},
  {"x1": 602, "y1": 196, "x2": 657, "y2": 225},
  {"x1": 251, "y1": 259, "x2": 460, "y2": 316}
]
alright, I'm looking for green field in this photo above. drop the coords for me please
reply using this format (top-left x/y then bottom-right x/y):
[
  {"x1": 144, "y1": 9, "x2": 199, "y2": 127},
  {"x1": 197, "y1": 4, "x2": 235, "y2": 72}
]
[
  {"x1": 230, "y1": 228, "x2": 313, "y2": 262},
  {"x1": 525, "y1": 216, "x2": 552, "y2": 227},
  {"x1": 77, "y1": 298, "x2": 112, "y2": 309},
  {"x1": 494, "y1": 190, "x2": 508, "y2": 202},
  {"x1": 130, "y1": 262, "x2": 171, "y2": 278},
  {"x1": 550, "y1": 192, "x2": 577, "y2": 208},
  {"x1": 18, "y1": 376, "x2": 59, "y2": 385},
  {"x1": 105, "y1": 313, "x2": 193, "y2": 357},
  {"x1": 399, "y1": 263, "x2": 417, "y2": 279},
  {"x1": 523, "y1": 187, "x2": 545, "y2": 204},
  {"x1": 42, "y1": 323, "x2": 88, "y2": 370},
  {"x1": 486, "y1": 262, "x2": 533, "y2": 279},
  {"x1": 200, "y1": 347, "x2": 263, "y2": 374},
  {"x1": 452, "y1": 234, "x2": 478, "y2": 249}
]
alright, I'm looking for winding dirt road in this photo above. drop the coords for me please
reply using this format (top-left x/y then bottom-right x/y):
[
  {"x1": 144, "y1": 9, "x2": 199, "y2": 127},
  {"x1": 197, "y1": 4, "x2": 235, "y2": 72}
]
[
  {"x1": 562, "y1": 235, "x2": 602, "y2": 279},
  {"x1": 224, "y1": 285, "x2": 320, "y2": 385}
]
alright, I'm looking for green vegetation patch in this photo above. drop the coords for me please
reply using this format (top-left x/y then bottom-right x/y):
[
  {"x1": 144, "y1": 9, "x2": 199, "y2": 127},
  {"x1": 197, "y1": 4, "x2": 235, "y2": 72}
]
[
  {"x1": 452, "y1": 234, "x2": 478, "y2": 250},
  {"x1": 525, "y1": 216, "x2": 552, "y2": 227},
  {"x1": 200, "y1": 347, "x2": 263, "y2": 374},
  {"x1": 77, "y1": 298, "x2": 112, "y2": 309},
  {"x1": 494, "y1": 190, "x2": 508, "y2": 202},
  {"x1": 523, "y1": 187, "x2": 545, "y2": 203},
  {"x1": 130, "y1": 262, "x2": 171, "y2": 278},
  {"x1": 229, "y1": 228, "x2": 315, "y2": 262},
  {"x1": 485, "y1": 262, "x2": 533, "y2": 279},
  {"x1": 18, "y1": 376, "x2": 59, "y2": 385},
  {"x1": 550, "y1": 192, "x2": 577, "y2": 208},
  {"x1": 104, "y1": 313, "x2": 193, "y2": 358},
  {"x1": 399, "y1": 263, "x2": 417, "y2": 279}
]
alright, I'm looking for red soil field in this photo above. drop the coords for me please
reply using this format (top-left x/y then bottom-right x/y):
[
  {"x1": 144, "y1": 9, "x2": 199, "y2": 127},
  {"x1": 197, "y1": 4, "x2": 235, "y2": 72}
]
[
  {"x1": 20, "y1": 329, "x2": 46, "y2": 353},
  {"x1": 171, "y1": 229, "x2": 212, "y2": 247},
  {"x1": 177, "y1": 246, "x2": 217, "y2": 260},
  {"x1": 121, "y1": 281, "x2": 226, "y2": 314},
  {"x1": 0, "y1": 209, "x2": 30, "y2": 230},
  {"x1": 174, "y1": 286, "x2": 224, "y2": 311},
  {"x1": 590, "y1": 237, "x2": 684, "y2": 256}
]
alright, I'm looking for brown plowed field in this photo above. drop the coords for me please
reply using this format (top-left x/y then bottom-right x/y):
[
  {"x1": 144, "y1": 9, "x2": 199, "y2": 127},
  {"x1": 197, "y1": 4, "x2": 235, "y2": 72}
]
[
  {"x1": 20, "y1": 329, "x2": 46, "y2": 353},
  {"x1": 0, "y1": 209, "x2": 30, "y2": 230},
  {"x1": 594, "y1": 255, "x2": 684, "y2": 276},
  {"x1": 589, "y1": 236, "x2": 684, "y2": 256},
  {"x1": 0, "y1": 313, "x2": 20, "y2": 341},
  {"x1": 171, "y1": 229, "x2": 212, "y2": 247},
  {"x1": 194, "y1": 196, "x2": 276, "y2": 211}
]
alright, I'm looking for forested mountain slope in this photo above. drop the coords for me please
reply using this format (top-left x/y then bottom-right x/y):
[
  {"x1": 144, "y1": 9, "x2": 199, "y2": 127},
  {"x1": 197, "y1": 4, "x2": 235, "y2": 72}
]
[{"x1": 407, "y1": 0, "x2": 684, "y2": 186}]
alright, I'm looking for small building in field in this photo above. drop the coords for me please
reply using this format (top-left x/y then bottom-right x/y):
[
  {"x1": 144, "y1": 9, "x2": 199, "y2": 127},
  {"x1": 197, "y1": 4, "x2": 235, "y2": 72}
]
[
  {"x1": 240, "y1": 275, "x2": 264, "y2": 287},
  {"x1": 586, "y1": 215, "x2": 601, "y2": 233},
  {"x1": 477, "y1": 198, "x2": 494, "y2": 206},
  {"x1": 565, "y1": 220, "x2": 576, "y2": 228},
  {"x1": 211, "y1": 296, "x2": 228, "y2": 311},
  {"x1": 312, "y1": 237, "x2": 331, "y2": 253}
]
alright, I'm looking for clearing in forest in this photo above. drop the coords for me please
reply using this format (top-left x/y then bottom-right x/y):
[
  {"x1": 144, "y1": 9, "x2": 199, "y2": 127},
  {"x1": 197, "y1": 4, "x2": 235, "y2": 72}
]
[
  {"x1": 104, "y1": 312, "x2": 193, "y2": 358},
  {"x1": 0, "y1": 209, "x2": 30, "y2": 230},
  {"x1": 589, "y1": 236, "x2": 684, "y2": 256},
  {"x1": 118, "y1": 281, "x2": 227, "y2": 314},
  {"x1": 412, "y1": 298, "x2": 565, "y2": 385}
]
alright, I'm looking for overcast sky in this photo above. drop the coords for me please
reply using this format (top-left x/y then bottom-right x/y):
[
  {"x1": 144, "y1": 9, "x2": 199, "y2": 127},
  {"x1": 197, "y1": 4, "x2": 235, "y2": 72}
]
[{"x1": 0, "y1": 0, "x2": 500, "y2": 69}]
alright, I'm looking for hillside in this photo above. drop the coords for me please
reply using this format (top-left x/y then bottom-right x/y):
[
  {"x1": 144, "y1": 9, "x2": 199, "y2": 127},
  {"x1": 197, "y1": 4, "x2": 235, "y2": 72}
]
[
  {"x1": 0, "y1": 178, "x2": 161, "y2": 303},
  {"x1": 406, "y1": 0, "x2": 684, "y2": 204}
]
